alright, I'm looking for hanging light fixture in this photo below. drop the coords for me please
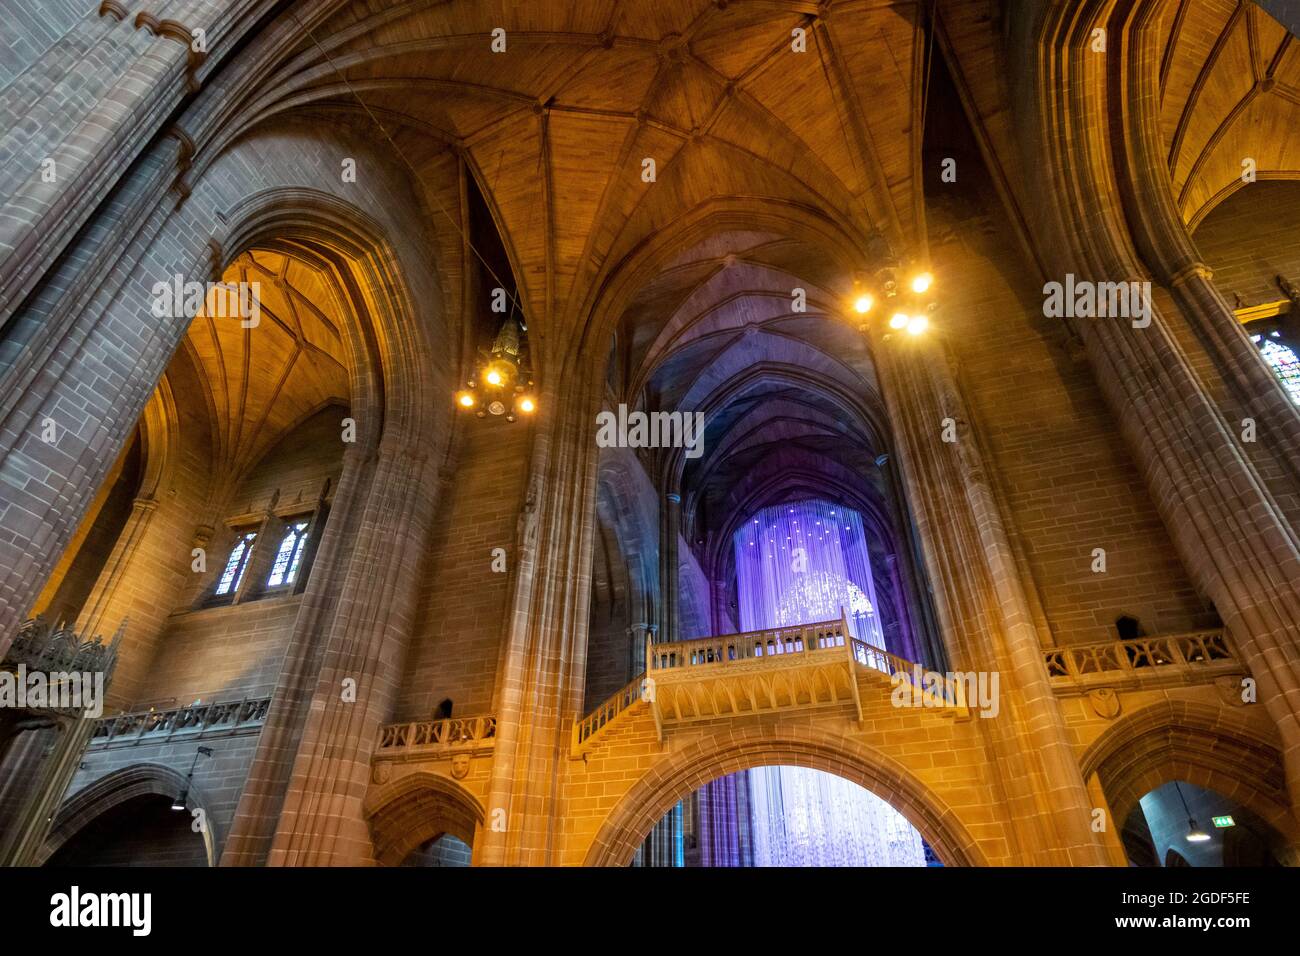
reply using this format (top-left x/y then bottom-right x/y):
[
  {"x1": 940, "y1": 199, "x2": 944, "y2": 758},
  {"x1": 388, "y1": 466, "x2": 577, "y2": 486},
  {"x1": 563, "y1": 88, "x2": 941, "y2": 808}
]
[
  {"x1": 1174, "y1": 781, "x2": 1211, "y2": 843},
  {"x1": 848, "y1": 261, "x2": 937, "y2": 338},
  {"x1": 455, "y1": 311, "x2": 538, "y2": 422}
]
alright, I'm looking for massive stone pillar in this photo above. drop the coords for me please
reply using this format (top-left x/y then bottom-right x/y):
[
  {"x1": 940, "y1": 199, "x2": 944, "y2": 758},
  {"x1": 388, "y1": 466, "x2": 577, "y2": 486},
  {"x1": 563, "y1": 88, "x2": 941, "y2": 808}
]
[
  {"x1": 478, "y1": 372, "x2": 599, "y2": 865},
  {"x1": 258, "y1": 439, "x2": 437, "y2": 865},
  {"x1": 1014, "y1": 0, "x2": 1300, "y2": 815},
  {"x1": 874, "y1": 328, "x2": 1110, "y2": 865},
  {"x1": 0, "y1": 0, "x2": 273, "y2": 323},
  {"x1": 0, "y1": 130, "x2": 212, "y2": 651}
]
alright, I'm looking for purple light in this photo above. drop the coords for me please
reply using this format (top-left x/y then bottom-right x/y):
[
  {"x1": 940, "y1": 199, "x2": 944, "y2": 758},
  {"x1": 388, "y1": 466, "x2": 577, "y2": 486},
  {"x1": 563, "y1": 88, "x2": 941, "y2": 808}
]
[{"x1": 732, "y1": 498, "x2": 924, "y2": 867}]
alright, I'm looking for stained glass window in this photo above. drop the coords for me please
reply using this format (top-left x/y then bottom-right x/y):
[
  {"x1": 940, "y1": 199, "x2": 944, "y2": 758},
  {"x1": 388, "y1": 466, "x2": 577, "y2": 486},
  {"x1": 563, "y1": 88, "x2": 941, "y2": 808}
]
[
  {"x1": 1250, "y1": 329, "x2": 1300, "y2": 405},
  {"x1": 216, "y1": 532, "x2": 257, "y2": 596},
  {"x1": 267, "y1": 521, "x2": 310, "y2": 588}
]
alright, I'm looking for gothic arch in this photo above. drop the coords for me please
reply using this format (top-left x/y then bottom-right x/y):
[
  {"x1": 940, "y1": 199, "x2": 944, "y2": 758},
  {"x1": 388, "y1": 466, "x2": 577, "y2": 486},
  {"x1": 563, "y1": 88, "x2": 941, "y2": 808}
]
[
  {"x1": 216, "y1": 186, "x2": 440, "y2": 449},
  {"x1": 582, "y1": 724, "x2": 987, "y2": 867},
  {"x1": 1079, "y1": 699, "x2": 1298, "y2": 843},
  {"x1": 574, "y1": 196, "x2": 877, "y2": 380},
  {"x1": 37, "y1": 763, "x2": 218, "y2": 867},
  {"x1": 364, "y1": 772, "x2": 486, "y2": 866}
]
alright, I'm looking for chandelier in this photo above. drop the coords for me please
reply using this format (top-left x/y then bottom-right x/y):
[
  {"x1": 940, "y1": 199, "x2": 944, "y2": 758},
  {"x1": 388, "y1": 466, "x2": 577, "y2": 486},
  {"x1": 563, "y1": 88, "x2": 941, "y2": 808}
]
[
  {"x1": 849, "y1": 263, "x2": 937, "y2": 337},
  {"x1": 455, "y1": 315, "x2": 538, "y2": 422}
]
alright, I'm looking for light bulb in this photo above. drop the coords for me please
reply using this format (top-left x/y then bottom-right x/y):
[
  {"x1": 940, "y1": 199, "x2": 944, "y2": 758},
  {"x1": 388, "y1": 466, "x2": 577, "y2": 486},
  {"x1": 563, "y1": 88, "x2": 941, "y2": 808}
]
[
  {"x1": 853, "y1": 294, "x2": 873, "y2": 314},
  {"x1": 910, "y1": 272, "x2": 933, "y2": 294},
  {"x1": 456, "y1": 391, "x2": 475, "y2": 408},
  {"x1": 518, "y1": 397, "x2": 536, "y2": 414},
  {"x1": 889, "y1": 312, "x2": 909, "y2": 329},
  {"x1": 485, "y1": 369, "x2": 502, "y2": 386},
  {"x1": 906, "y1": 315, "x2": 928, "y2": 335}
]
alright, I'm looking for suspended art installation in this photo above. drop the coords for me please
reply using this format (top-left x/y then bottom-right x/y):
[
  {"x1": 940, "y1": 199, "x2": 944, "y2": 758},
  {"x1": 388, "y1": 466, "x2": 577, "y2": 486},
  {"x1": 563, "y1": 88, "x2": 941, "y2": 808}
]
[
  {"x1": 730, "y1": 498, "x2": 926, "y2": 867},
  {"x1": 734, "y1": 498, "x2": 887, "y2": 651}
]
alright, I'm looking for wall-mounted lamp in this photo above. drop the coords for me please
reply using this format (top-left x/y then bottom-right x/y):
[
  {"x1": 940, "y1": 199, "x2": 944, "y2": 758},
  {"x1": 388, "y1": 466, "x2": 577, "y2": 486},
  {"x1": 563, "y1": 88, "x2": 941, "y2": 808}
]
[{"x1": 171, "y1": 745, "x2": 213, "y2": 811}]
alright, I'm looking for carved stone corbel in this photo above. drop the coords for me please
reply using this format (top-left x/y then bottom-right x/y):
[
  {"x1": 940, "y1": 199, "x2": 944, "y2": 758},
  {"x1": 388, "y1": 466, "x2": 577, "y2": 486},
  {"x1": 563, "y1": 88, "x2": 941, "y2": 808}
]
[
  {"x1": 98, "y1": 1, "x2": 130, "y2": 21},
  {"x1": 133, "y1": 13, "x2": 207, "y2": 93},
  {"x1": 164, "y1": 126, "x2": 195, "y2": 208}
]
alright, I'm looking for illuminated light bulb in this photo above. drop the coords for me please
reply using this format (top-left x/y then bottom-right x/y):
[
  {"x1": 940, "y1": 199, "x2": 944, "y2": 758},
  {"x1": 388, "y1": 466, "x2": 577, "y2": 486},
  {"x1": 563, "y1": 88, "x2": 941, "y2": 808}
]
[
  {"x1": 889, "y1": 311, "x2": 909, "y2": 330},
  {"x1": 910, "y1": 272, "x2": 933, "y2": 294},
  {"x1": 906, "y1": 315, "x2": 929, "y2": 335},
  {"x1": 456, "y1": 391, "x2": 475, "y2": 408},
  {"x1": 518, "y1": 397, "x2": 536, "y2": 414},
  {"x1": 853, "y1": 293, "x2": 873, "y2": 314},
  {"x1": 485, "y1": 369, "x2": 503, "y2": 386}
]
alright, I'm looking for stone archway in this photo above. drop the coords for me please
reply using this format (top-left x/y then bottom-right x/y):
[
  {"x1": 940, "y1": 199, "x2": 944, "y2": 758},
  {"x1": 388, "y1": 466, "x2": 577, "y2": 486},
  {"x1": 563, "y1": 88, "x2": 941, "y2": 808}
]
[
  {"x1": 38, "y1": 763, "x2": 217, "y2": 867},
  {"x1": 364, "y1": 772, "x2": 486, "y2": 866},
  {"x1": 582, "y1": 724, "x2": 987, "y2": 867},
  {"x1": 1080, "y1": 700, "x2": 1299, "y2": 850}
]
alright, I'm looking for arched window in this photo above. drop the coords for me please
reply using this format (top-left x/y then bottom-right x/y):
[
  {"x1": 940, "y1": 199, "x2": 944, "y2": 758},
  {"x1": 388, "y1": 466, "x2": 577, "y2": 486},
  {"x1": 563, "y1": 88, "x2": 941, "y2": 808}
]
[
  {"x1": 1249, "y1": 327, "x2": 1300, "y2": 405},
  {"x1": 267, "y1": 520, "x2": 310, "y2": 588},
  {"x1": 215, "y1": 531, "x2": 257, "y2": 596}
]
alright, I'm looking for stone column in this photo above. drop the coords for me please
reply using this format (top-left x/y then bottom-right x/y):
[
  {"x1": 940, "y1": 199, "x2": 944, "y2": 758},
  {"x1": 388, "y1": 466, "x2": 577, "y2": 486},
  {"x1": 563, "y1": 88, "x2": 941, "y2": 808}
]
[
  {"x1": 74, "y1": 495, "x2": 159, "y2": 707},
  {"x1": 874, "y1": 328, "x2": 1109, "y2": 865},
  {"x1": 262, "y1": 439, "x2": 436, "y2": 865},
  {"x1": 661, "y1": 491, "x2": 682, "y2": 642},
  {"x1": 0, "y1": 714, "x2": 96, "y2": 866},
  {"x1": 1021, "y1": 5, "x2": 1300, "y2": 816},
  {"x1": 220, "y1": 444, "x2": 373, "y2": 865},
  {"x1": 0, "y1": 0, "x2": 265, "y2": 321},
  {"x1": 1085, "y1": 771, "x2": 1130, "y2": 867},
  {"x1": 626, "y1": 623, "x2": 654, "y2": 681},
  {"x1": 478, "y1": 374, "x2": 600, "y2": 866}
]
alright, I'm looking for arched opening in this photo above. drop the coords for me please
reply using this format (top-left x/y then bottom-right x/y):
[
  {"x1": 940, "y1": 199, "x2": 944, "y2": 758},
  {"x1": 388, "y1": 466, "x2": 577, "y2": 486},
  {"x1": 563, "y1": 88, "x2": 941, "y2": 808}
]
[
  {"x1": 44, "y1": 793, "x2": 208, "y2": 867},
  {"x1": 400, "y1": 833, "x2": 472, "y2": 868},
  {"x1": 1081, "y1": 701, "x2": 1299, "y2": 866},
  {"x1": 1192, "y1": 180, "x2": 1300, "y2": 405},
  {"x1": 1115, "y1": 614, "x2": 1144, "y2": 640},
  {"x1": 365, "y1": 773, "x2": 484, "y2": 867},
  {"x1": 1123, "y1": 780, "x2": 1288, "y2": 867},
  {"x1": 583, "y1": 726, "x2": 985, "y2": 868},
  {"x1": 38, "y1": 764, "x2": 217, "y2": 867},
  {"x1": 636, "y1": 764, "x2": 937, "y2": 867}
]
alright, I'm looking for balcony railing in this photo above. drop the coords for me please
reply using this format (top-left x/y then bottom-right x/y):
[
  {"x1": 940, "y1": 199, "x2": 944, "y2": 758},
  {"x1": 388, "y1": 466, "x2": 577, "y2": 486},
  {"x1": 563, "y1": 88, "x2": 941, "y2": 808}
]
[
  {"x1": 89, "y1": 696, "x2": 271, "y2": 747},
  {"x1": 377, "y1": 715, "x2": 496, "y2": 754},
  {"x1": 647, "y1": 619, "x2": 852, "y2": 672},
  {"x1": 573, "y1": 675, "x2": 649, "y2": 753},
  {"x1": 1043, "y1": 629, "x2": 1239, "y2": 689}
]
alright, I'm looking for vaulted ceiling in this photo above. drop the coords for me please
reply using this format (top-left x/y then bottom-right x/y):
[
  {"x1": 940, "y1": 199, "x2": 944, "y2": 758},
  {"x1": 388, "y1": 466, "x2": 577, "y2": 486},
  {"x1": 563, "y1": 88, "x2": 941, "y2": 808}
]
[
  {"x1": 181, "y1": 250, "x2": 350, "y2": 490},
  {"x1": 240, "y1": 0, "x2": 927, "y2": 356},
  {"x1": 1159, "y1": 0, "x2": 1300, "y2": 227}
]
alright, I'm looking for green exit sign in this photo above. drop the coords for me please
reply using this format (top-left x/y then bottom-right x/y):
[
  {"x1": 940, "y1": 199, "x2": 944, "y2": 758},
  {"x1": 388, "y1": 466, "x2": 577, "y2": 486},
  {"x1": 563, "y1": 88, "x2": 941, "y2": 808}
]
[{"x1": 1212, "y1": 815, "x2": 1235, "y2": 828}]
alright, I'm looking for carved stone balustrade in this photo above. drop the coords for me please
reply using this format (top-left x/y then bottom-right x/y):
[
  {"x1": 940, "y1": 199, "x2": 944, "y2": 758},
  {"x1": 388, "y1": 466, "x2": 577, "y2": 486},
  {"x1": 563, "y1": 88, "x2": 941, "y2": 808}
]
[
  {"x1": 1042, "y1": 630, "x2": 1244, "y2": 693},
  {"x1": 376, "y1": 715, "x2": 497, "y2": 755},
  {"x1": 89, "y1": 696, "x2": 272, "y2": 749}
]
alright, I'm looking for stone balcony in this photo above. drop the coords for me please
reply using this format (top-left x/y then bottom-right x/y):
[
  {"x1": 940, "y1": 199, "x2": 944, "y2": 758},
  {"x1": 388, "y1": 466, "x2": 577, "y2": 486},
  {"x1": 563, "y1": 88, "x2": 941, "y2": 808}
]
[
  {"x1": 89, "y1": 696, "x2": 272, "y2": 749},
  {"x1": 570, "y1": 618, "x2": 952, "y2": 756},
  {"x1": 1042, "y1": 629, "x2": 1245, "y2": 693},
  {"x1": 376, "y1": 715, "x2": 497, "y2": 758}
]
